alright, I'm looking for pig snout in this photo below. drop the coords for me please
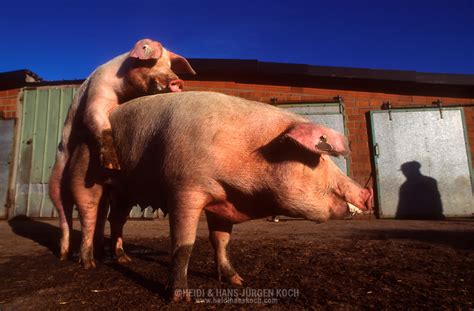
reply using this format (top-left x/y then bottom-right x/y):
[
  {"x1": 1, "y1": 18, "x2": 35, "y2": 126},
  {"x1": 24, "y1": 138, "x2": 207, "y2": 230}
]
[
  {"x1": 330, "y1": 184, "x2": 373, "y2": 219},
  {"x1": 348, "y1": 187, "x2": 373, "y2": 214},
  {"x1": 168, "y1": 79, "x2": 184, "y2": 92},
  {"x1": 152, "y1": 73, "x2": 183, "y2": 93}
]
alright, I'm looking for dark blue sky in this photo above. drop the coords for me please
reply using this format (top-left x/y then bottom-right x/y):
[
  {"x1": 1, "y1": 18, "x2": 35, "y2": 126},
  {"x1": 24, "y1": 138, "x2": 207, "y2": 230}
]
[{"x1": 1, "y1": 0, "x2": 473, "y2": 80}]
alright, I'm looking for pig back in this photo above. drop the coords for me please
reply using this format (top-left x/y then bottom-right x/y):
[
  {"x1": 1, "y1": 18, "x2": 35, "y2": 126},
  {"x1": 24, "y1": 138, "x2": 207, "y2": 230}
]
[{"x1": 110, "y1": 91, "x2": 305, "y2": 184}]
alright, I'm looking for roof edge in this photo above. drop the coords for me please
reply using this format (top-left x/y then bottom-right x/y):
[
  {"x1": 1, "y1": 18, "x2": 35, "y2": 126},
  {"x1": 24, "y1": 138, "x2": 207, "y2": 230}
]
[{"x1": 186, "y1": 58, "x2": 474, "y2": 86}]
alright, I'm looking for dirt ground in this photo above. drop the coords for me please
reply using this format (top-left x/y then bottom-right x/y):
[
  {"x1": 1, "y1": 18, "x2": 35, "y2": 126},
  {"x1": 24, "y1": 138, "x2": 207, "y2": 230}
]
[{"x1": 0, "y1": 216, "x2": 473, "y2": 310}]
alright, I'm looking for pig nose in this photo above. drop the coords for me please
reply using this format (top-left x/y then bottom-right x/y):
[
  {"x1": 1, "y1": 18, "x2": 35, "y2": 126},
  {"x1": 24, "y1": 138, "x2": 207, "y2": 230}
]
[{"x1": 169, "y1": 79, "x2": 184, "y2": 92}]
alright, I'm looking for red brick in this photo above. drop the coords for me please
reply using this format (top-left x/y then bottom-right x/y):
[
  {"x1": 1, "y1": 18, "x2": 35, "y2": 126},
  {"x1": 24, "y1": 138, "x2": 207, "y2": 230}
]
[
  {"x1": 1, "y1": 111, "x2": 15, "y2": 119},
  {"x1": 7, "y1": 89, "x2": 20, "y2": 96},
  {"x1": 1, "y1": 104, "x2": 16, "y2": 109},
  {"x1": 355, "y1": 101, "x2": 371, "y2": 108},
  {"x1": 348, "y1": 114, "x2": 365, "y2": 122}
]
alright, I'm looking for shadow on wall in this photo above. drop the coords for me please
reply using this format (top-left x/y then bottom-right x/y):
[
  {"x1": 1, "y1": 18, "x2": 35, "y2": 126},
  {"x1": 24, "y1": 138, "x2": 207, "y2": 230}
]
[{"x1": 396, "y1": 161, "x2": 444, "y2": 220}]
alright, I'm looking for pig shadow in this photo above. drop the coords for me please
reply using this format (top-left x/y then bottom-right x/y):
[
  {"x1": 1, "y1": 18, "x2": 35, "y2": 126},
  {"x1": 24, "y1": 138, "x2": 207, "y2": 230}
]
[
  {"x1": 7, "y1": 216, "x2": 168, "y2": 259},
  {"x1": 396, "y1": 161, "x2": 444, "y2": 220},
  {"x1": 7, "y1": 216, "x2": 167, "y2": 297},
  {"x1": 107, "y1": 239, "x2": 216, "y2": 299},
  {"x1": 7, "y1": 216, "x2": 213, "y2": 299},
  {"x1": 128, "y1": 239, "x2": 217, "y2": 280},
  {"x1": 8, "y1": 215, "x2": 82, "y2": 256},
  {"x1": 107, "y1": 262, "x2": 168, "y2": 297}
]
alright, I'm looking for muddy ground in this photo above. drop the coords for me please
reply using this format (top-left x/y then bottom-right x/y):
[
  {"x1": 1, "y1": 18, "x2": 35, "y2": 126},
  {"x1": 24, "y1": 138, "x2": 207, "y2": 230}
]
[{"x1": 0, "y1": 216, "x2": 473, "y2": 310}]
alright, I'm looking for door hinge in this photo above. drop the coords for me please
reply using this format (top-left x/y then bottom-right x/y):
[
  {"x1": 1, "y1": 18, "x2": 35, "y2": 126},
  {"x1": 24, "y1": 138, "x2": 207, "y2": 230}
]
[
  {"x1": 434, "y1": 100, "x2": 443, "y2": 119},
  {"x1": 381, "y1": 101, "x2": 392, "y2": 121}
]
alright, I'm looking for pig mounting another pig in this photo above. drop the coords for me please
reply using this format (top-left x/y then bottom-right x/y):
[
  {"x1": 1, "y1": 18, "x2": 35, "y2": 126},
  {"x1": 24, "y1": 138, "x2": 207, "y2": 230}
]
[
  {"x1": 48, "y1": 38, "x2": 196, "y2": 262},
  {"x1": 67, "y1": 91, "x2": 373, "y2": 302}
]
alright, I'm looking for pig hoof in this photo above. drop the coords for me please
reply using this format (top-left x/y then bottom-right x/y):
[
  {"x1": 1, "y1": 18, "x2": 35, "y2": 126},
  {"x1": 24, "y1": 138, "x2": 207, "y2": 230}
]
[
  {"x1": 100, "y1": 130, "x2": 121, "y2": 170},
  {"x1": 115, "y1": 248, "x2": 132, "y2": 263},
  {"x1": 59, "y1": 251, "x2": 69, "y2": 261},
  {"x1": 116, "y1": 254, "x2": 132, "y2": 264},
  {"x1": 103, "y1": 158, "x2": 121, "y2": 170},
  {"x1": 227, "y1": 274, "x2": 244, "y2": 286},
  {"x1": 100, "y1": 146, "x2": 121, "y2": 170},
  {"x1": 81, "y1": 259, "x2": 96, "y2": 269}
]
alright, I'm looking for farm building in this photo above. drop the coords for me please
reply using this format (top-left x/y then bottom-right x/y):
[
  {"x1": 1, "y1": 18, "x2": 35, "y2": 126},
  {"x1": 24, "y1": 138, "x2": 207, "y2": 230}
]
[{"x1": 1, "y1": 60, "x2": 473, "y2": 219}]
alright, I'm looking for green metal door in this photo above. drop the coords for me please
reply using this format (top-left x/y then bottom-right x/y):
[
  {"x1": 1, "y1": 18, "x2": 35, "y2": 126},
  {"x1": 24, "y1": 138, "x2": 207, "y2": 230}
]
[{"x1": 11, "y1": 87, "x2": 77, "y2": 218}]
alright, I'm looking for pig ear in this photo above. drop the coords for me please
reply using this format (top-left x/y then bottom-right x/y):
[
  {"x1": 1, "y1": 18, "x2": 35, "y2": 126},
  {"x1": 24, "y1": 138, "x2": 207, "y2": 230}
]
[
  {"x1": 169, "y1": 51, "x2": 196, "y2": 75},
  {"x1": 284, "y1": 123, "x2": 350, "y2": 157},
  {"x1": 129, "y1": 39, "x2": 163, "y2": 60}
]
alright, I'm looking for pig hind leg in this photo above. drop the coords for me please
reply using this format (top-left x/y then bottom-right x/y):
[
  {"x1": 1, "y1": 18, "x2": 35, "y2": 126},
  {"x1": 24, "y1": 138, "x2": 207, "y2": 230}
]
[
  {"x1": 205, "y1": 211, "x2": 243, "y2": 286},
  {"x1": 74, "y1": 184, "x2": 103, "y2": 269},
  {"x1": 68, "y1": 143, "x2": 105, "y2": 269},
  {"x1": 69, "y1": 159, "x2": 104, "y2": 269},
  {"x1": 49, "y1": 156, "x2": 74, "y2": 260}
]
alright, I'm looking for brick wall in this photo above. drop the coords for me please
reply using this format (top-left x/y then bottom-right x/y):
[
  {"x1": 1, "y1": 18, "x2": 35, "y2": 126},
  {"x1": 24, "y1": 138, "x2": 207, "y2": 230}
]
[
  {"x1": 0, "y1": 88, "x2": 20, "y2": 119},
  {"x1": 185, "y1": 80, "x2": 474, "y2": 186},
  {"x1": 1, "y1": 80, "x2": 472, "y2": 187}
]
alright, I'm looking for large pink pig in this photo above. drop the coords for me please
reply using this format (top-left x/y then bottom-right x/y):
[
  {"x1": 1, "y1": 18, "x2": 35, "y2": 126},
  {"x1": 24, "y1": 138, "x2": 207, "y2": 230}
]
[
  {"x1": 67, "y1": 91, "x2": 372, "y2": 302},
  {"x1": 49, "y1": 38, "x2": 196, "y2": 262}
]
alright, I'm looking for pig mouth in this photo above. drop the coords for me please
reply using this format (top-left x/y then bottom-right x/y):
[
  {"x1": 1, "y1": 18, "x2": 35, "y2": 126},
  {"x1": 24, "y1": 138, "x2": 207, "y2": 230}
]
[
  {"x1": 332, "y1": 187, "x2": 373, "y2": 218},
  {"x1": 345, "y1": 187, "x2": 373, "y2": 214}
]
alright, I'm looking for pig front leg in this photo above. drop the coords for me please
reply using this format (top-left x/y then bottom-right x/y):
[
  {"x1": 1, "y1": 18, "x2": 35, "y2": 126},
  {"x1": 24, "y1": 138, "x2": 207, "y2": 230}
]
[
  {"x1": 85, "y1": 99, "x2": 121, "y2": 170},
  {"x1": 167, "y1": 191, "x2": 204, "y2": 302},
  {"x1": 99, "y1": 128, "x2": 121, "y2": 170},
  {"x1": 205, "y1": 211, "x2": 243, "y2": 286}
]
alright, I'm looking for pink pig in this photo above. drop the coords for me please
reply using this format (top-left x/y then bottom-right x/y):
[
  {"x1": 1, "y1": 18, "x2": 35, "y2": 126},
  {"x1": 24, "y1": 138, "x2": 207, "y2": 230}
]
[
  {"x1": 49, "y1": 39, "x2": 196, "y2": 262},
  {"x1": 67, "y1": 91, "x2": 373, "y2": 302}
]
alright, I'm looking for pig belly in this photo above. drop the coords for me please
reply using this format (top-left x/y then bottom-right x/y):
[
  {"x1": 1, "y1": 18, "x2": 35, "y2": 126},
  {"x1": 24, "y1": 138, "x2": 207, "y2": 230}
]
[{"x1": 204, "y1": 201, "x2": 254, "y2": 224}]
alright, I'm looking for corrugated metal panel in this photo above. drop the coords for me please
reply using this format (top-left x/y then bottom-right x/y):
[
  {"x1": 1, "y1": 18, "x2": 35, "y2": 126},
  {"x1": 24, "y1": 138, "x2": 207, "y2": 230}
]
[
  {"x1": 12, "y1": 87, "x2": 76, "y2": 218},
  {"x1": 0, "y1": 119, "x2": 15, "y2": 218},
  {"x1": 279, "y1": 103, "x2": 349, "y2": 174},
  {"x1": 370, "y1": 108, "x2": 474, "y2": 218}
]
